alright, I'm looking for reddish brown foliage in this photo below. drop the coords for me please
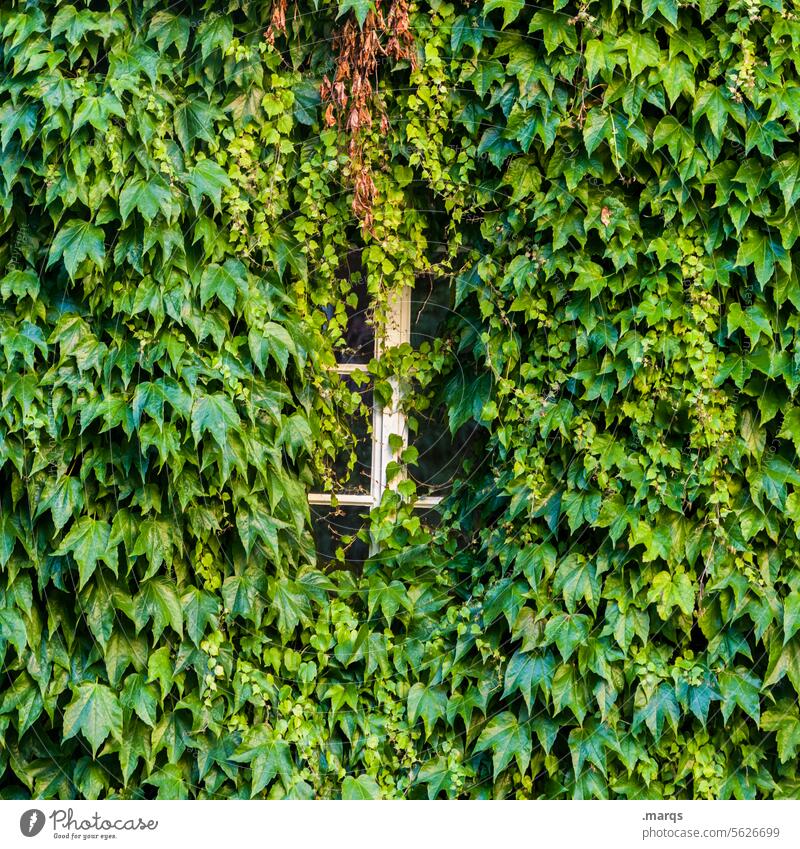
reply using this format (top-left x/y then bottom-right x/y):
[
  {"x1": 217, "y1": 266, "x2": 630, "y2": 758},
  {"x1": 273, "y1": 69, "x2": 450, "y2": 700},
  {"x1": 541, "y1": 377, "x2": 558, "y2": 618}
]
[{"x1": 321, "y1": 0, "x2": 416, "y2": 231}]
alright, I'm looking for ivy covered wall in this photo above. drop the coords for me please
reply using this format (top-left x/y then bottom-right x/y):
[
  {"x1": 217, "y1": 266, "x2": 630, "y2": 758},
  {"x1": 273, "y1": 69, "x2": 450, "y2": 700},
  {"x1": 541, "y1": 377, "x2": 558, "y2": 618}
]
[{"x1": 2, "y1": 0, "x2": 800, "y2": 799}]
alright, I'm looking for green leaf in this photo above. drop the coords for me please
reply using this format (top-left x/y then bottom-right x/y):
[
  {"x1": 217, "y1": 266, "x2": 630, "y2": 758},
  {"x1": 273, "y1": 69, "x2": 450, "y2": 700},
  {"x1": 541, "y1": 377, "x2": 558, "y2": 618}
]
[
  {"x1": 134, "y1": 578, "x2": 183, "y2": 642},
  {"x1": 1, "y1": 672, "x2": 43, "y2": 736},
  {"x1": 780, "y1": 408, "x2": 800, "y2": 452},
  {"x1": 143, "y1": 763, "x2": 188, "y2": 800},
  {"x1": 72, "y1": 93, "x2": 125, "y2": 132},
  {"x1": 367, "y1": 579, "x2": 410, "y2": 625},
  {"x1": 660, "y1": 55, "x2": 695, "y2": 105},
  {"x1": 775, "y1": 153, "x2": 800, "y2": 209},
  {"x1": 633, "y1": 683, "x2": 680, "y2": 741},
  {"x1": 147, "y1": 646, "x2": 174, "y2": 701},
  {"x1": 693, "y1": 85, "x2": 730, "y2": 141},
  {"x1": 104, "y1": 630, "x2": 147, "y2": 688},
  {"x1": 248, "y1": 321, "x2": 297, "y2": 375},
  {"x1": 63, "y1": 683, "x2": 124, "y2": 754},
  {"x1": 415, "y1": 756, "x2": 452, "y2": 799},
  {"x1": 185, "y1": 159, "x2": 231, "y2": 212},
  {"x1": 762, "y1": 701, "x2": 800, "y2": 763},
  {"x1": 561, "y1": 490, "x2": 602, "y2": 533},
  {"x1": 232, "y1": 728, "x2": 293, "y2": 796},
  {"x1": 279, "y1": 413, "x2": 313, "y2": 460},
  {"x1": 270, "y1": 579, "x2": 312, "y2": 635},
  {"x1": 468, "y1": 59, "x2": 505, "y2": 98},
  {"x1": 474, "y1": 712, "x2": 532, "y2": 779},
  {"x1": 568, "y1": 719, "x2": 615, "y2": 777},
  {"x1": 718, "y1": 669, "x2": 761, "y2": 723},
  {"x1": 337, "y1": 0, "x2": 375, "y2": 27},
  {"x1": 121, "y1": 673, "x2": 159, "y2": 727},
  {"x1": 191, "y1": 393, "x2": 241, "y2": 448},
  {"x1": 292, "y1": 79, "x2": 321, "y2": 126},
  {"x1": 130, "y1": 518, "x2": 174, "y2": 580},
  {"x1": 675, "y1": 673, "x2": 719, "y2": 728},
  {"x1": 545, "y1": 613, "x2": 591, "y2": 661},
  {"x1": 47, "y1": 219, "x2": 105, "y2": 279},
  {"x1": 342, "y1": 774, "x2": 381, "y2": 799},
  {"x1": 147, "y1": 12, "x2": 190, "y2": 55},
  {"x1": 727, "y1": 302, "x2": 773, "y2": 345},
  {"x1": 584, "y1": 40, "x2": 610, "y2": 84},
  {"x1": 0, "y1": 269, "x2": 40, "y2": 301},
  {"x1": 735, "y1": 231, "x2": 783, "y2": 286},
  {"x1": 200, "y1": 260, "x2": 247, "y2": 312},
  {"x1": 55, "y1": 516, "x2": 117, "y2": 587},
  {"x1": 195, "y1": 13, "x2": 232, "y2": 61},
  {"x1": 554, "y1": 554, "x2": 600, "y2": 612},
  {"x1": 583, "y1": 109, "x2": 609, "y2": 156},
  {"x1": 34, "y1": 476, "x2": 84, "y2": 532},
  {"x1": 764, "y1": 636, "x2": 800, "y2": 694},
  {"x1": 407, "y1": 683, "x2": 447, "y2": 738},
  {"x1": 647, "y1": 570, "x2": 695, "y2": 619},
  {"x1": 785, "y1": 590, "x2": 800, "y2": 644},
  {"x1": 222, "y1": 570, "x2": 265, "y2": 623},
  {"x1": 617, "y1": 32, "x2": 661, "y2": 79},
  {"x1": 174, "y1": 97, "x2": 223, "y2": 151},
  {"x1": 503, "y1": 649, "x2": 554, "y2": 710},
  {"x1": 0, "y1": 102, "x2": 37, "y2": 147},
  {"x1": 236, "y1": 504, "x2": 283, "y2": 561},
  {"x1": 714, "y1": 352, "x2": 753, "y2": 389},
  {"x1": 119, "y1": 177, "x2": 173, "y2": 223},
  {"x1": 699, "y1": 0, "x2": 721, "y2": 19},
  {"x1": 528, "y1": 11, "x2": 578, "y2": 53},
  {"x1": 643, "y1": 0, "x2": 679, "y2": 25},
  {"x1": 52, "y1": 5, "x2": 123, "y2": 45},
  {"x1": 483, "y1": 0, "x2": 525, "y2": 29},
  {"x1": 516, "y1": 542, "x2": 556, "y2": 590},
  {"x1": 0, "y1": 609, "x2": 27, "y2": 658},
  {"x1": 182, "y1": 587, "x2": 219, "y2": 647}
]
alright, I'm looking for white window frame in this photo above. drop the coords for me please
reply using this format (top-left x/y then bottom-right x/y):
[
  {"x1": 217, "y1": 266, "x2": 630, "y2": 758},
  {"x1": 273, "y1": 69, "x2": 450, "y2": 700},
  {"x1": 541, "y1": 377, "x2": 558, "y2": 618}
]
[{"x1": 308, "y1": 286, "x2": 443, "y2": 510}]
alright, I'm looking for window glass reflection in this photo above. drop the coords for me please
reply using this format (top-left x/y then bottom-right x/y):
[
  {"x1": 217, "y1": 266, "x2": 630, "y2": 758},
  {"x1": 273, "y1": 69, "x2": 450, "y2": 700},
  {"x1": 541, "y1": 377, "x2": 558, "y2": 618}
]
[
  {"x1": 335, "y1": 251, "x2": 374, "y2": 364},
  {"x1": 330, "y1": 379, "x2": 373, "y2": 494},
  {"x1": 411, "y1": 277, "x2": 451, "y2": 349},
  {"x1": 312, "y1": 506, "x2": 370, "y2": 568},
  {"x1": 408, "y1": 403, "x2": 479, "y2": 497}
]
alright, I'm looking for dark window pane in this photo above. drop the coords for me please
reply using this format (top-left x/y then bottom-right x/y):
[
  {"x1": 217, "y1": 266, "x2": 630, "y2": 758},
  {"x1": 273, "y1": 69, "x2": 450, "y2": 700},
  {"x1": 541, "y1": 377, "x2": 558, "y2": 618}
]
[
  {"x1": 411, "y1": 277, "x2": 451, "y2": 348},
  {"x1": 412, "y1": 504, "x2": 442, "y2": 529},
  {"x1": 336, "y1": 250, "x2": 374, "y2": 364},
  {"x1": 312, "y1": 506, "x2": 370, "y2": 568},
  {"x1": 331, "y1": 380, "x2": 373, "y2": 494},
  {"x1": 408, "y1": 404, "x2": 479, "y2": 496}
]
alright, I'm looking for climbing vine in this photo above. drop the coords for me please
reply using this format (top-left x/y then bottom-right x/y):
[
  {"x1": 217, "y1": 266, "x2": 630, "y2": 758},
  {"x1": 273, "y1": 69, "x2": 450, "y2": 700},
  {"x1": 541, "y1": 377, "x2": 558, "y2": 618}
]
[{"x1": 2, "y1": 0, "x2": 800, "y2": 800}]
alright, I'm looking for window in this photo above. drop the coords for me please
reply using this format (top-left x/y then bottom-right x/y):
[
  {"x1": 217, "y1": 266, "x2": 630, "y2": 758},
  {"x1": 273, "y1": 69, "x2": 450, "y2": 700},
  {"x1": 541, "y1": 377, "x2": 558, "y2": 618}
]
[
  {"x1": 310, "y1": 503, "x2": 370, "y2": 570},
  {"x1": 308, "y1": 283, "x2": 443, "y2": 507},
  {"x1": 309, "y1": 265, "x2": 463, "y2": 558}
]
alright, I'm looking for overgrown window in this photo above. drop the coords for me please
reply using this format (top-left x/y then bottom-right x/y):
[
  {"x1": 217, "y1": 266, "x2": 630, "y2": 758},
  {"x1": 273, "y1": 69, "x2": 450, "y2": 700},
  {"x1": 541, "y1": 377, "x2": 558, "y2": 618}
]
[{"x1": 309, "y1": 262, "x2": 467, "y2": 564}]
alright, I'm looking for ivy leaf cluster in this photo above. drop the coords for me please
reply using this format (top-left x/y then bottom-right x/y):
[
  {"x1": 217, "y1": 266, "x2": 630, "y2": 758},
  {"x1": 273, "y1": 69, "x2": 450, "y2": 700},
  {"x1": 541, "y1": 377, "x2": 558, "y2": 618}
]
[{"x1": 3, "y1": 0, "x2": 800, "y2": 801}]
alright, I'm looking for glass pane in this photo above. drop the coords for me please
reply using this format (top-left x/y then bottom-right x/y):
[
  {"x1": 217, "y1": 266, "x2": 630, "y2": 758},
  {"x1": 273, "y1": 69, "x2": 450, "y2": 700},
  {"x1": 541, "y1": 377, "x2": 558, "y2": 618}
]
[
  {"x1": 411, "y1": 277, "x2": 451, "y2": 348},
  {"x1": 408, "y1": 404, "x2": 479, "y2": 496},
  {"x1": 330, "y1": 378, "x2": 373, "y2": 494},
  {"x1": 412, "y1": 504, "x2": 442, "y2": 529},
  {"x1": 337, "y1": 250, "x2": 374, "y2": 364},
  {"x1": 312, "y1": 505, "x2": 370, "y2": 568}
]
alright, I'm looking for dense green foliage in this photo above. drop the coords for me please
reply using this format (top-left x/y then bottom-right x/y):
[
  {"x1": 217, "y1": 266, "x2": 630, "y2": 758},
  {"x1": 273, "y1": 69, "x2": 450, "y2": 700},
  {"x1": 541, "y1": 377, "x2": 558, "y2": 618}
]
[{"x1": 3, "y1": 0, "x2": 800, "y2": 799}]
